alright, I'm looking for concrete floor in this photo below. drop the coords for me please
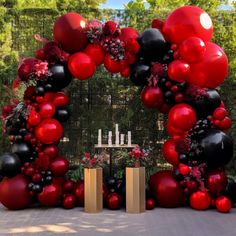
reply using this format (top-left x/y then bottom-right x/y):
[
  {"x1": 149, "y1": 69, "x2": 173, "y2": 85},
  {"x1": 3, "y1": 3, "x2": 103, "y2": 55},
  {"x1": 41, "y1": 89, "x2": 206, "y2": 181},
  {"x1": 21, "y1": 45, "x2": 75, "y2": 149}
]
[{"x1": 0, "y1": 205, "x2": 236, "y2": 236}]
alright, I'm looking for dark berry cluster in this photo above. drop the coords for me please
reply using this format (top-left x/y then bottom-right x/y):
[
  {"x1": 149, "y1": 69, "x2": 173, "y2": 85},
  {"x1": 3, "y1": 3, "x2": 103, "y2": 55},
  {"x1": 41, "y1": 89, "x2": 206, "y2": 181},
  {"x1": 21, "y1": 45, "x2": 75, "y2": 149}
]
[{"x1": 189, "y1": 118, "x2": 212, "y2": 140}]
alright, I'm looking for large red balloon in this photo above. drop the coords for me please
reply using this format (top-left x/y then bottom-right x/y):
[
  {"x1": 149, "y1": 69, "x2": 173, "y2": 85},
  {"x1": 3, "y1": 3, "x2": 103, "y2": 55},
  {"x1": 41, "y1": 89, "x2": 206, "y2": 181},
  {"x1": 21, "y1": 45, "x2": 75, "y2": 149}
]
[
  {"x1": 206, "y1": 169, "x2": 227, "y2": 194},
  {"x1": 166, "y1": 121, "x2": 186, "y2": 138},
  {"x1": 141, "y1": 86, "x2": 163, "y2": 109},
  {"x1": 74, "y1": 180, "x2": 84, "y2": 206},
  {"x1": 35, "y1": 119, "x2": 63, "y2": 144},
  {"x1": 43, "y1": 145, "x2": 59, "y2": 159},
  {"x1": 68, "y1": 52, "x2": 96, "y2": 80},
  {"x1": 50, "y1": 157, "x2": 69, "y2": 177},
  {"x1": 163, "y1": 6, "x2": 213, "y2": 44},
  {"x1": 119, "y1": 27, "x2": 139, "y2": 43},
  {"x1": 38, "y1": 179, "x2": 62, "y2": 207},
  {"x1": 190, "y1": 191, "x2": 211, "y2": 210},
  {"x1": 84, "y1": 44, "x2": 105, "y2": 66},
  {"x1": 150, "y1": 170, "x2": 185, "y2": 208},
  {"x1": 104, "y1": 54, "x2": 122, "y2": 73},
  {"x1": 0, "y1": 174, "x2": 31, "y2": 210},
  {"x1": 168, "y1": 60, "x2": 190, "y2": 83},
  {"x1": 106, "y1": 192, "x2": 122, "y2": 210},
  {"x1": 53, "y1": 12, "x2": 88, "y2": 53},
  {"x1": 39, "y1": 102, "x2": 56, "y2": 119},
  {"x1": 162, "y1": 139, "x2": 179, "y2": 166},
  {"x1": 187, "y1": 42, "x2": 228, "y2": 88},
  {"x1": 215, "y1": 196, "x2": 232, "y2": 213},
  {"x1": 168, "y1": 104, "x2": 196, "y2": 131}
]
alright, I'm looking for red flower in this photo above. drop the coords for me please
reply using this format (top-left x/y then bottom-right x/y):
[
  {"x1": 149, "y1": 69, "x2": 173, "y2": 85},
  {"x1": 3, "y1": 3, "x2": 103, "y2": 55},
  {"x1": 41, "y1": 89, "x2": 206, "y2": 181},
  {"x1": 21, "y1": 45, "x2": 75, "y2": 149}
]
[
  {"x1": 85, "y1": 153, "x2": 91, "y2": 159},
  {"x1": 18, "y1": 58, "x2": 40, "y2": 81},
  {"x1": 151, "y1": 18, "x2": 164, "y2": 31},
  {"x1": 126, "y1": 38, "x2": 140, "y2": 54},
  {"x1": 103, "y1": 21, "x2": 117, "y2": 35},
  {"x1": 24, "y1": 86, "x2": 35, "y2": 100},
  {"x1": 34, "y1": 62, "x2": 49, "y2": 77},
  {"x1": 2, "y1": 105, "x2": 13, "y2": 118},
  {"x1": 90, "y1": 158, "x2": 97, "y2": 166}
]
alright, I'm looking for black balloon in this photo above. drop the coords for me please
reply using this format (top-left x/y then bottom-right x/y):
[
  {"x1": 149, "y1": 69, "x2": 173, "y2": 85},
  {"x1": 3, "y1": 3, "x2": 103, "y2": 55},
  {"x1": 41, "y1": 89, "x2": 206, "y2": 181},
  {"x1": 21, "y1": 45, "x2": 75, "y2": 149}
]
[
  {"x1": 130, "y1": 62, "x2": 150, "y2": 86},
  {"x1": 190, "y1": 89, "x2": 221, "y2": 117},
  {"x1": 0, "y1": 153, "x2": 22, "y2": 177},
  {"x1": 11, "y1": 142, "x2": 32, "y2": 163},
  {"x1": 223, "y1": 179, "x2": 236, "y2": 204},
  {"x1": 48, "y1": 64, "x2": 72, "y2": 91},
  {"x1": 53, "y1": 107, "x2": 71, "y2": 123},
  {"x1": 200, "y1": 129, "x2": 233, "y2": 168},
  {"x1": 137, "y1": 28, "x2": 167, "y2": 61}
]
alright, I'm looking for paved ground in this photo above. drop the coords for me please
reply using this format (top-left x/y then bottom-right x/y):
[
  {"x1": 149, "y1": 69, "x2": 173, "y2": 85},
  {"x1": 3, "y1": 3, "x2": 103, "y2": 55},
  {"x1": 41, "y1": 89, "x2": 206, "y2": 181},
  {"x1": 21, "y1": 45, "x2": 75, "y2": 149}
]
[{"x1": 0, "y1": 205, "x2": 236, "y2": 236}]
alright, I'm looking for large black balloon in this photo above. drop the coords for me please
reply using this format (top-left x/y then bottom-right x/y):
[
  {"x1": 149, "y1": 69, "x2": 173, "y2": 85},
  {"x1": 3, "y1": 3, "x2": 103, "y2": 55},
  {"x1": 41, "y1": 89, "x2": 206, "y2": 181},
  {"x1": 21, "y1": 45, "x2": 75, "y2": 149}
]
[
  {"x1": 130, "y1": 62, "x2": 150, "y2": 86},
  {"x1": 48, "y1": 64, "x2": 72, "y2": 91},
  {"x1": 53, "y1": 106, "x2": 71, "y2": 123},
  {"x1": 200, "y1": 129, "x2": 233, "y2": 168},
  {"x1": 137, "y1": 28, "x2": 168, "y2": 61},
  {"x1": 190, "y1": 89, "x2": 221, "y2": 117},
  {"x1": 0, "y1": 153, "x2": 22, "y2": 177},
  {"x1": 11, "y1": 142, "x2": 32, "y2": 163}
]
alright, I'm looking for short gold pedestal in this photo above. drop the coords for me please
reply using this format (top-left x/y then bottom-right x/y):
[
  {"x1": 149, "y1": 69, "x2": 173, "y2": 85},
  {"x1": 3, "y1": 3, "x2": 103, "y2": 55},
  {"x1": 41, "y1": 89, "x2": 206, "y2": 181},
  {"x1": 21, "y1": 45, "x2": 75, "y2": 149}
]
[
  {"x1": 84, "y1": 168, "x2": 103, "y2": 213},
  {"x1": 126, "y1": 167, "x2": 146, "y2": 213}
]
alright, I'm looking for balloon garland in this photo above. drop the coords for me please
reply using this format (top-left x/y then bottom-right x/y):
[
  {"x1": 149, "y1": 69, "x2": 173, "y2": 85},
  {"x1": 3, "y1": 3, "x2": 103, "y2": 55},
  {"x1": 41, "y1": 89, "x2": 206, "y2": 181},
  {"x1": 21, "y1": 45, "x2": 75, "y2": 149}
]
[{"x1": 0, "y1": 6, "x2": 235, "y2": 213}]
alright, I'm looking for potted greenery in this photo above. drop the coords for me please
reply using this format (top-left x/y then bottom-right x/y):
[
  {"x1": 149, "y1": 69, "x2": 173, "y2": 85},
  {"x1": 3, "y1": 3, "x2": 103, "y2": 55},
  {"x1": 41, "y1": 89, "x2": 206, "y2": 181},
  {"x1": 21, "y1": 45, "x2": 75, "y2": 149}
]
[
  {"x1": 82, "y1": 153, "x2": 104, "y2": 213},
  {"x1": 126, "y1": 146, "x2": 148, "y2": 213}
]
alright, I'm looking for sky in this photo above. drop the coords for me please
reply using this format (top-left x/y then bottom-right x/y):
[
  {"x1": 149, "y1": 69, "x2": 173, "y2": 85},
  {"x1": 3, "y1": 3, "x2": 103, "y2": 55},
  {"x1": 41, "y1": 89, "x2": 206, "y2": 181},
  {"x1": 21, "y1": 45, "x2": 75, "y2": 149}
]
[{"x1": 100, "y1": 0, "x2": 131, "y2": 9}]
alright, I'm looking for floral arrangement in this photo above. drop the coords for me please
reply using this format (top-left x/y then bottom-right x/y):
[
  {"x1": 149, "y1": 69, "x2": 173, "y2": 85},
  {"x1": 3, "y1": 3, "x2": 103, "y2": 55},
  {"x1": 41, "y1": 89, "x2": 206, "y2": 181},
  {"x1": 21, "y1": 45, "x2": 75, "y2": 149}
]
[
  {"x1": 128, "y1": 146, "x2": 149, "y2": 167},
  {"x1": 81, "y1": 152, "x2": 107, "y2": 168}
]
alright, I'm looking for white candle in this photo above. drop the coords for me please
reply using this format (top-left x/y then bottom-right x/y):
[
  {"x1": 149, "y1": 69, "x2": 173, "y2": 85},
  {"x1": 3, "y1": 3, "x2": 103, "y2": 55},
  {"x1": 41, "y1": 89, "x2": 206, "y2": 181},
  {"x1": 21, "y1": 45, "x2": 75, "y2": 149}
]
[
  {"x1": 120, "y1": 134, "x2": 125, "y2": 145},
  {"x1": 115, "y1": 124, "x2": 119, "y2": 134},
  {"x1": 115, "y1": 131, "x2": 120, "y2": 146},
  {"x1": 108, "y1": 131, "x2": 112, "y2": 146},
  {"x1": 98, "y1": 129, "x2": 102, "y2": 146},
  {"x1": 128, "y1": 131, "x2": 131, "y2": 146}
]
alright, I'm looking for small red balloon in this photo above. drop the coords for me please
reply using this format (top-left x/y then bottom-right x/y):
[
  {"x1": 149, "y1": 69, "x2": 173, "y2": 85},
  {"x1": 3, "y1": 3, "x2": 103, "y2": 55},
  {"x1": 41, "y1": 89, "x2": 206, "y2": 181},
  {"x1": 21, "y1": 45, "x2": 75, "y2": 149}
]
[
  {"x1": 166, "y1": 121, "x2": 186, "y2": 138},
  {"x1": 168, "y1": 104, "x2": 196, "y2": 131},
  {"x1": 53, "y1": 92, "x2": 69, "y2": 107},
  {"x1": 162, "y1": 139, "x2": 179, "y2": 166},
  {"x1": 53, "y1": 12, "x2": 87, "y2": 53},
  {"x1": 106, "y1": 192, "x2": 122, "y2": 210},
  {"x1": 68, "y1": 52, "x2": 96, "y2": 80},
  {"x1": 146, "y1": 198, "x2": 155, "y2": 210},
  {"x1": 119, "y1": 27, "x2": 139, "y2": 43},
  {"x1": 168, "y1": 60, "x2": 190, "y2": 83},
  {"x1": 0, "y1": 174, "x2": 31, "y2": 210},
  {"x1": 50, "y1": 157, "x2": 69, "y2": 177},
  {"x1": 206, "y1": 169, "x2": 227, "y2": 194},
  {"x1": 63, "y1": 180, "x2": 75, "y2": 193},
  {"x1": 43, "y1": 145, "x2": 59, "y2": 159},
  {"x1": 141, "y1": 86, "x2": 163, "y2": 109},
  {"x1": 150, "y1": 170, "x2": 185, "y2": 208},
  {"x1": 163, "y1": 6, "x2": 213, "y2": 44},
  {"x1": 38, "y1": 179, "x2": 62, "y2": 207},
  {"x1": 179, "y1": 164, "x2": 190, "y2": 175},
  {"x1": 215, "y1": 196, "x2": 232, "y2": 213},
  {"x1": 219, "y1": 117, "x2": 232, "y2": 130},
  {"x1": 213, "y1": 107, "x2": 227, "y2": 121},
  {"x1": 28, "y1": 110, "x2": 41, "y2": 126},
  {"x1": 74, "y1": 180, "x2": 84, "y2": 206},
  {"x1": 179, "y1": 37, "x2": 206, "y2": 63},
  {"x1": 84, "y1": 44, "x2": 105, "y2": 66},
  {"x1": 63, "y1": 194, "x2": 76, "y2": 209},
  {"x1": 104, "y1": 54, "x2": 122, "y2": 73},
  {"x1": 35, "y1": 118, "x2": 63, "y2": 144},
  {"x1": 190, "y1": 191, "x2": 211, "y2": 210},
  {"x1": 39, "y1": 102, "x2": 56, "y2": 118}
]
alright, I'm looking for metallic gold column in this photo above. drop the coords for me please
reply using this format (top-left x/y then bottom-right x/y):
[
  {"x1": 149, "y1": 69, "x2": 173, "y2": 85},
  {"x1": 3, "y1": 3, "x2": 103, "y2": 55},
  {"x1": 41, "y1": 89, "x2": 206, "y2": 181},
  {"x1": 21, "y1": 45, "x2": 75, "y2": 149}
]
[
  {"x1": 126, "y1": 167, "x2": 146, "y2": 213},
  {"x1": 84, "y1": 168, "x2": 103, "y2": 213}
]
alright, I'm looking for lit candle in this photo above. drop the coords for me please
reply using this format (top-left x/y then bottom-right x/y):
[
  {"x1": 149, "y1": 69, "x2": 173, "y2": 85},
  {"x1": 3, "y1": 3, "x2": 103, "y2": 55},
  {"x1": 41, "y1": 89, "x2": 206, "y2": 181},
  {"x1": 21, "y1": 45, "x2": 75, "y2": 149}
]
[
  {"x1": 98, "y1": 129, "x2": 102, "y2": 146},
  {"x1": 128, "y1": 131, "x2": 131, "y2": 146},
  {"x1": 108, "y1": 131, "x2": 112, "y2": 146},
  {"x1": 120, "y1": 134, "x2": 125, "y2": 145}
]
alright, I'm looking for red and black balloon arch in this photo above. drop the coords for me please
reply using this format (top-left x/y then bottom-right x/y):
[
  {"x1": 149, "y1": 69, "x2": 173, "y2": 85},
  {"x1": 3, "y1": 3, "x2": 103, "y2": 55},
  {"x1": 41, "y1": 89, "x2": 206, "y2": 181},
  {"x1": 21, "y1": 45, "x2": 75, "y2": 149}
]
[{"x1": 0, "y1": 5, "x2": 234, "y2": 213}]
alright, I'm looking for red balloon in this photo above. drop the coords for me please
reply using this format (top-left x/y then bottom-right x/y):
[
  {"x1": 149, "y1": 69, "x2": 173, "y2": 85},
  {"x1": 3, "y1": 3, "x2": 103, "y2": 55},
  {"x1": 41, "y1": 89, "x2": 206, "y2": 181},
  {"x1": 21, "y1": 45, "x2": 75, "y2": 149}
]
[
  {"x1": 35, "y1": 118, "x2": 63, "y2": 144},
  {"x1": 162, "y1": 139, "x2": 179, "y2": 166},
  {"x1": 106, "y1": 193, "x2": 122, "y2": 210},
  {"x1": 150, "y1": 170, "x2": 185, "y2": 208},
  {"x1": 68, "y1": 52, "x2": 96, "y2": 80},
  {"x1": 168, "y1": 104, "x2": 196, "y2": 131},
  {"x1": 53, "y1": 92, "x2": 69, "y2": 107},
  {"x1": 43, "y1": 145, "x2": 59, "y2": 159},
  {"x1": 163, "y1": 6, "x2": 213, "y2": 44},
  {"x1": 53, "y1": 12, "x2": 87, "y2": 53},
  {"x1": 63, "y1": 180, "x2": 75, "y2": 193},
  {"x1": 213, "y1": 107, "x2": 227, "y2": 121},
  {"x1": 50, "y1": 157, "x2": 69, "y2": 177},
  {"x1": 187, "y1": 42, "x2": 228, "y2": 88},
  {"x1": 28, "y1": 110, "x2": 41, "y2": 126},
  {"x1": 104, "y1": 54, "x2": 122, "y2": 73},
  {"x1": 190, "y1": 191, "x2": 211, "y2": 210},
  {"x1": 179, "y1": 164, "x2": 190, "y2": 175},
  {"x1": 215, "y1": 196, "x2": 232, "y2": 213},
  {"x1": 119, "y1": 27, "x2": 139, "y2": 43},
  {"x1": 206, "y1": 169, "x2": 227, "y2": 194},
  {"x1": 63, "y1": 194, "x2": 76, "y2": 209},
  {"x1": 146, "y1": 198, "x2": 155, "y2": 210},
  {"x1": 74, "y1": 180, "x2": 84, "y2": 206},
  {"x1": 0, "y1": 174, "x2": 31, "y2": 210},
  {"x1": 141, "y1": 86, "x2": 163, "y2": 109},
  {"x1": 218, "y1": 117, "x2": 231, "y2": 130},
  {"x1": 38, "y1": 179, "x2": 62, "y2": 207},
  {"x1": 166, "y1": 121, "x2": 186, "y2": 137},
  {"x1": 44, "y1": 92, "x2": 56, "y2": 102},
  {"x1": 168, "y1": 60, "x2": 190, "y2": 83},
  {"x1": 39, "y1": 102, "x2": 56, "y2": 119},
  {"x1": 84, "y1": 44, "x2": 105, "y2": 66},
  {"x1": 179, "y1": 37, "x2": 206, "y2": 63}
]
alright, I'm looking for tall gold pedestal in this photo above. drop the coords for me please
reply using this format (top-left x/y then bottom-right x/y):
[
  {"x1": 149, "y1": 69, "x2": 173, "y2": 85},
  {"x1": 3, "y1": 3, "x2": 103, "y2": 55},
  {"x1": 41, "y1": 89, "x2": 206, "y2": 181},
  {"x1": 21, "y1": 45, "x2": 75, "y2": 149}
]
[
  {"x1": 126, "y1": 167, "x2": 146, "y2": 213},
  {"x1": 84, "y1": 168, "x2": 103, "y2": 213}
]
